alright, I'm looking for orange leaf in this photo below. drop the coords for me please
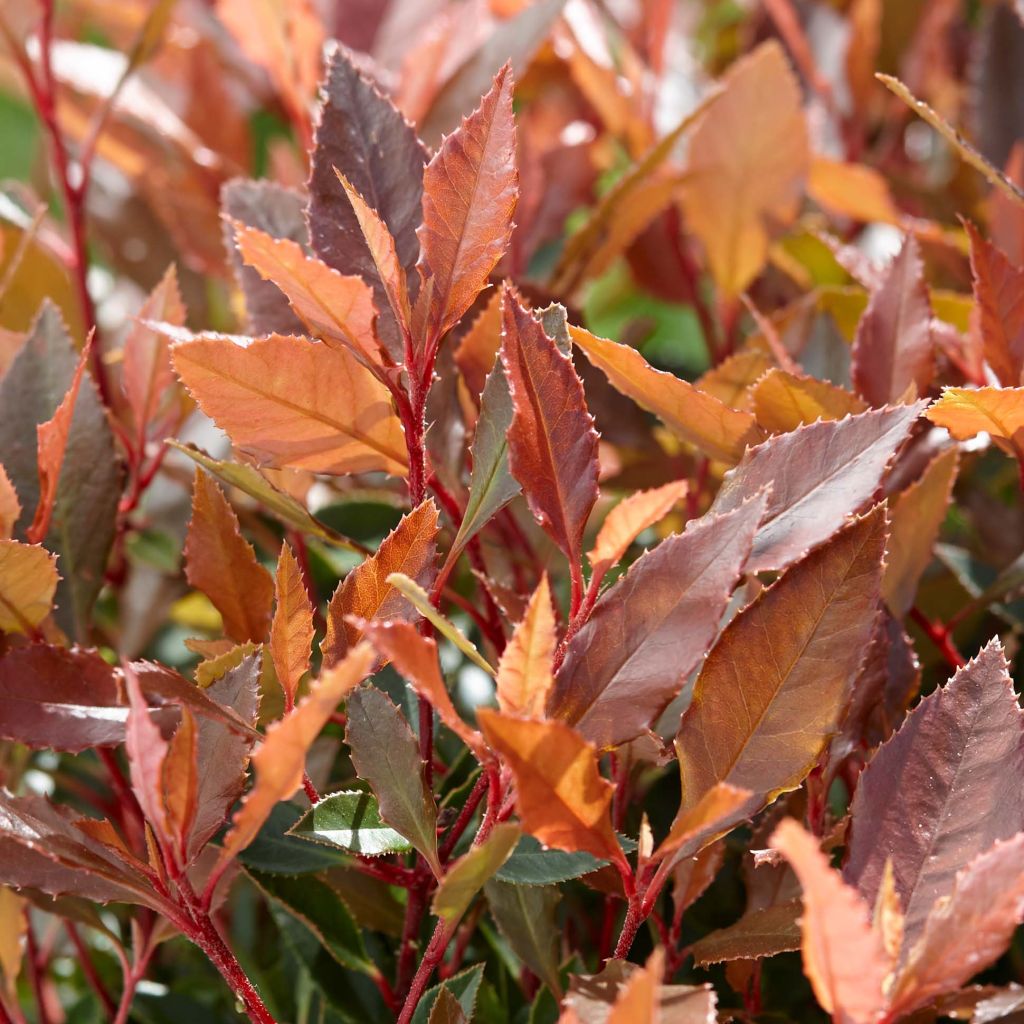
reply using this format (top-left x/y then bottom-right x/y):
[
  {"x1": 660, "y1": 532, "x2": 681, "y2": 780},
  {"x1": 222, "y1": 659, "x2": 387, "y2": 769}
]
[
  {"x1": 751, "y1": 369, "x2": 868, "y2": 434},
  {"x1": 696, "y1": 349, "x2": 773, "y2": 411},
  {"x1": 172, "y1": 332, "x2": 407, "y2": 477},
  {"x1": 808, "y1": 156, "x2": 900, "y2": 224},
  {"x1": 925, "y1": 387, "x2": 1024, "y2": 465},
  {"x1": 771, "y1": 820, "x2": 891, "y2": 1024},
  {"x1": 454, "y1": 288, "x2": 504, "y2": 400},
  {"x1": 184, "y1": 473, "x2": 275, "y2": 644},
  {"x1": 680, "y1": 41, "x2": 808, "y2": 297},
  {"x1": 217, "y1": 642, "x2": 375, "y2": 869},
  {"x1": 417, "y1": 65, "x2": 519, "y2": 341},
  {"x1": 495, "y1": 575, "x2": 557, "y2": 719},
  {"x1": 0, "y1": 539, "x2": 58, "y2": 635},
  {"x1": 476, "y1": 710, "x2": 624, "y2": 869},
  {"x1": 569, "y1": 324, "x2": 765, "y2": 464},
  {"x1": 321, "y1": 500, "x2": 439, "y2": 667},
  {"x1": 587, "y1": 480, "x2": 688, "y2": 579},
  {"x1": 0, "y1": 465, "x2": 19, "y2": 540},
  {"x1": 360, "y1": 618, "x2": 487, "y2": 759},
  {"x1": 607, "y1": 950, "x2": 661, "y2": 1024},
  {"x1": 233, "y1": 223, "x2": 381, "y2": 366},
  {"x1": 334, "y1": 171, "x2": 412, "y2": 335},
  {"x1": 270, "y1": 543, "x2": 314, "y2": 709},
  {"x1": 27, "y1": 334, "x2": 91, "y2": 544}
]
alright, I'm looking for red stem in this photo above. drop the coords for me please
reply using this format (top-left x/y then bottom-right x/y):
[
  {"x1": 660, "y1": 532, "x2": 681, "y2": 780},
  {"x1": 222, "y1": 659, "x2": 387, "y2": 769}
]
[
  {"x1": 396, "y1": 919, "x2": 457, "y2": 1024},
  {"x1": 65, "y1": 922, "x2": 116, "y2": 1016},
  {"x1": 909, "y1": 606, "x2": 965, "y2": 670}
]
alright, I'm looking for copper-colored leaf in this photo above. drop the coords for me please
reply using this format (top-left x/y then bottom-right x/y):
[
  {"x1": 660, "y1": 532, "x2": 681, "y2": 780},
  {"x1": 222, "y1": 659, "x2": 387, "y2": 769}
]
[
  {"x1": 771, "y1": 819, "x2": 891, "y2": 1024},
  {"x1": 217, "y1": 643, "x2": 375, "y2": 870},
  {"x1": 587, "y1": 479, "x2": 688, "y2": 579},
  {"x1": 549, "y1": 493, "x2": 766, "y2": 750},
  {"x1": 751, "y1": 369, "x2": 868, "y2": 434},
  {"x1": 679, "y1": 41, "x2": 808, "y2": 297},
  {"x1": 0, "y1": 465, "x2": 19, "y2": 539},
  {"x1": 926, "y1": 386, "x2": 1024, "y2": 468},
  {"x1": 184, "y1": 472, "x2": 274, "y2": 644},
  {"x1": 360, "y1": 619, "x2": 486, "y2": 759},
  {"x1": 676, "y1": 507, "x2": 887, "y2": 817},
  {"x1": 966, "y1": 220, "x2": 1024, "y2": 387},
  {"x1": 883, "y1": 446, "x2": 959, "y2": 616},
  {"x1": 710, "y1": 403, "x2": 922, "y2": 573},
  {"x1": 569, "y1": 324, "x2": 765, "y2": 464},
  {"x1": 496, "y1": 575, "x2": 556, "y2": 719},
  {"x1": 696, "y1": 349, "x2": 773, "y2": 411},
  {"x1": 418, "y1": 65, "x2": 518, "y2": 341},
  {"x1": 233, "y1": 223, "x2": 380, "y2": 366},
  {"x1": 851, "y1": 237, "x2": 934, "y2": 405},
  {"x1": 0, "y1": 539, "x2": 58, "y2": 635},
  {"x1": 476, "y1": 710, "x2": 625, "y2": 869},
  {"x1": 270, "y1": 543, "x2": 315, "y2": 709},
  {"x1": 844, "y1": 640, "x2": 1024, "y2": 953},
  {"x1": 691, "y1": 900, "x2": 802, "y2": 966},
  {"x1": 500, "y1": 289, "x2": 599, "y2": 564},
  {"x1": 172, "y1": 332, "x2": 407, "y2": 477},
  {"x1": 888, "y1": 833, "x2": 1024, "y2": 1018},
  {"x1": 124, "y1": 668, "x2": 175, "y2": 855},
  {"x1": 321, "y1": 500, "x2": 439, "y2": 666}
]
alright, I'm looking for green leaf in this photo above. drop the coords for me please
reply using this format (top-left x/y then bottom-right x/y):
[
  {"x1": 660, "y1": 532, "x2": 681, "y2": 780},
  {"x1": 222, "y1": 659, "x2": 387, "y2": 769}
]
[
  {"x1": 432, "y1": 823, "x2": 520, "y2": 924},
  {"x1": 484, "y1": 879, "x2": 563, "y2": 999},
  {"x1": 494, "y1": 834, "x2": 634, "y2": 885},
  {"x1": 169, "y1": 441, "x2": 360, "y2": 551},
  {"x1": 411, "y1": 964, "x2": 485, "y2": 1024},
  {"x1": 345, "y1": 686, "x2": 441, "y2": 876},
  {"x1": 238, "y1": 802, "x2": 350, "y2": 875},
  {"x1": 288, "y1": 790, "x2": 413, "y2": 857},
  {"x1": 248, "y1": 870, "x2": 373, "y2": 974},
  {"x1": 448, "y1": 360, "x2": 519, "y2": 561},
  {"x1": 0, "y1": 302, "x2": 123, "y2": 638}
]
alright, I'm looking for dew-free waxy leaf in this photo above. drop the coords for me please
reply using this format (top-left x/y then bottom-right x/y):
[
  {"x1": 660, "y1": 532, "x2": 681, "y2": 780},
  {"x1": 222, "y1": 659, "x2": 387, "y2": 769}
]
[
  {"x1": 844, "y1": 639, "x2": 1024, "y2": 952},
  {"x1": 321, "y1": 500, "x2": 439, "y2": 666},
  {"x1": 851, "y1": 236, "x2": 935, "y2": 405},
  {"x1": 549, "y1": 492, "x2": 766, "y2": 750},
  {"x1": 172, "y1": 332, "x2": 407, "y2": 477},
  {"x1": 346, "y1": 685, "x2": 441, "y2": 876},
  {"x1": 501, "y1": 289, "x2": 598, "y2": 566},
  {"x1": 676, "y1": 506, "x2": 887, "y2": 817},
  {"x1": 309, "y1": 48, "x2": 427, "y2": 358},
  {"x1": 184, "y1": 472, "x2": 274, "y2": 644},
  {"x1": 710, "y1": 402, "x2": 923, "y2": 573},
  {"x1": 417, "y1": 65, "x2": 518, "y2": 341},
  {"x1": 477, "y1": 711, "x2": 624, "y2": 868},
  {"x1": 288, "y1": 790, "x2": 412, "y2": 857},
  {"x1": 569, "y1": 324, "x2": 765, "y2": 464}
]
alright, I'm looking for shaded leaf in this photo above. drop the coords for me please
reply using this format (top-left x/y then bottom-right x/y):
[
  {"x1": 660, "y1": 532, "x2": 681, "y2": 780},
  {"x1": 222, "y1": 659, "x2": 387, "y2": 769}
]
[
  {"x1": 883, "y1": 446, "x2": 959, "y2": 616},
  {"x1": 569, "y1": 324, "x2": 765, "y2": 464},
  {"x1": 321, "y1": 500, "x2": 439, "y2": 667},
  {"x1": 0, "y1": 539, "x2": 57, "y2": 634},
  {"x1": 845, "y1": 639, "x2": 1024, "y2": 953},
  {"x1": 477, "y1": 711, "x2": 624, "y2": 868},
  {"x1": 495, "y1": 835, "x2": 608, "y2": 885},
  {"x1": 432, "y1": 822, "x2": 520, "y2": 923},
  {"x1": 288, "y1": 790, "x2": 413, "y2": 857},
  {"x1": 709, "y1": 403, "x2": 923, "y2": 573},
  {"x1": 418, "y1": 65, "x2": 518, "y2": 341},
  {"x1": 184, "y1": 472, "x2": 274, "y2": 644},
  {"x1": 217, "y1": 644, "x2": 375, "y2": 871},
  {"x1": 485, "y1": 879, "x2": 563, "y2": 998},
  {"x1": 428, "y1": 988, "x2": 467, "y2": 1024},
  {"x1": 239, "y1": 802, "x2": 350, "y2": 875},
  {"x1": 309, "y1": 48, "x2": 427, "y2": 358},
  {"x1": 0, "y1": 465, "x2": 19, "y2": 539},
  {"x1": 549, "y1": 493, "x2": 766, "y2": 750},
  {"x1": 501, "y1": 288, "x2": 599, "y2": 565},
  {"x1": 345, "y1": 685, "x2": 441, "y2": 877},
  {"x1": 771, "y1": 819, "x2": 890, "y2": 1024},
  {"x1": 851, "y1": 237, "x2": 934, "y2": 405},
  {"x1": 690, "y1": 900, "x2": 802, "y2": 966},
  {"x1": 679, "y1": 41, "x2": 808, "y2": 296},
  {"x1": 410, "y1": 964, "x2": 485, "y2": 1024},
  {"x1": 676, "y1": 507, "x2": 887, "y2": 817},
  {"x1": 172, "y1": 332, "x2": 407, "y2": 477}
]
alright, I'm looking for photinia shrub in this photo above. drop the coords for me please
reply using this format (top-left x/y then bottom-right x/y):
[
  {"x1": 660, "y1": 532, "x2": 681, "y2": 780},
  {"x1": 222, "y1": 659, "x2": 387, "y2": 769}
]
[{"x1": 4, "y1": 2, "x2": 1024, "y2": 1022}]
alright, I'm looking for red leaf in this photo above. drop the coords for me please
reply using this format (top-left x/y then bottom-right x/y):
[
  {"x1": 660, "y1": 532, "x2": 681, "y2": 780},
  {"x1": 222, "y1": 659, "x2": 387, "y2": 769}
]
[{"x1": 500, "y1": 286, "x2": 599, "y2": 567}]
